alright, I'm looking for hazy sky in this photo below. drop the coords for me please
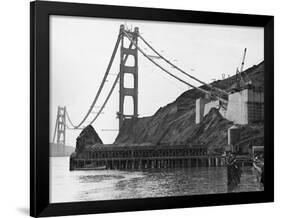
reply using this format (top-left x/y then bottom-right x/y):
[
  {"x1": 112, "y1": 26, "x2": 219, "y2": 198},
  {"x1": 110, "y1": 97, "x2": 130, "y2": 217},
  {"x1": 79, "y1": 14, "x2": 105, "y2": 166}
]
[{"x1": 50, "y1": 15, "x2": 263, "y2": 146}]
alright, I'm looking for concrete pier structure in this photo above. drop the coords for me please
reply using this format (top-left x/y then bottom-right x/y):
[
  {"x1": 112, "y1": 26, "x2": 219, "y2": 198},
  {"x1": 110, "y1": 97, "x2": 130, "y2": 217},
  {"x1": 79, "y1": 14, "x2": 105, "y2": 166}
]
[
  {"x1": 204, "y1": 100, "x2": 227, "y2": 118},
  {"x1": 226, "y1": 87, "x2": 264, "y2": 124},
  {"x1": 195, "y1": 98, "x2": 210, "y2": 124},
  {"x1": 195, "y1": 87, "x2": 264, "y2": 125},
  {"x1": 195, "y1": 98, "x2": 227, "y2": 124}
]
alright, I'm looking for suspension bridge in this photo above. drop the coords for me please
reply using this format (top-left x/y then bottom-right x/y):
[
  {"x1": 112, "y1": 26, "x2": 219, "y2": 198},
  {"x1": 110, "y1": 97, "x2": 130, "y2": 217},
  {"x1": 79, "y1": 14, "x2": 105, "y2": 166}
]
[{"x1": 52, "y1": 24, "x2": 243, "y2": 147}]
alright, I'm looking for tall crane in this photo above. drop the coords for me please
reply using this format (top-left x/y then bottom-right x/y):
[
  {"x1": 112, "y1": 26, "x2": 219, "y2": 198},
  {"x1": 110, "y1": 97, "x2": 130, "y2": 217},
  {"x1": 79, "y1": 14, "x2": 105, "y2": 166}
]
[
  {"x1": 240, "y1": 48, "x2": 247, "y2": 73},
  {"x1": 234, "y1": 48, "x2": 251, "y2": 90}
]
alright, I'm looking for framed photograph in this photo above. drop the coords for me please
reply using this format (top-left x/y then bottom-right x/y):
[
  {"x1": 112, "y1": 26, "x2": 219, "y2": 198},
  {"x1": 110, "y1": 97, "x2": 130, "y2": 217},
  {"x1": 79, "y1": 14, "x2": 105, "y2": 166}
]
[{"x1": 30, "y1": 1, "x2": 274, "y2": 217}]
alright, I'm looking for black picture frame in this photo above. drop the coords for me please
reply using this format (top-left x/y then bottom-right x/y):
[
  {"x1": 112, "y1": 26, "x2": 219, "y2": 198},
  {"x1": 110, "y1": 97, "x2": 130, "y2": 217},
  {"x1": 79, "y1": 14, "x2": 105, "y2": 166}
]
[{"x1": 30, "y1": 1, "x2": 274, "y2": 217}]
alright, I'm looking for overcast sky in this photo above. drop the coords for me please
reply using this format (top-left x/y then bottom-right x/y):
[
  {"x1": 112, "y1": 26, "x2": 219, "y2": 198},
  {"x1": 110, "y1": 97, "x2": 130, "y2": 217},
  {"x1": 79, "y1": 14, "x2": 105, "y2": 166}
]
[{"x1": 50, "y1": 15, "x2": 263, "y2": 146}]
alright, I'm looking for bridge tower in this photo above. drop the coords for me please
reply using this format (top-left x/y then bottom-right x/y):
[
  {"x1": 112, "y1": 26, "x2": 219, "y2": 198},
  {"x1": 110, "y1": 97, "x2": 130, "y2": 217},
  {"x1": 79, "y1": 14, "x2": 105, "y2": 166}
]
[
  {"x1": 53, "y1": 106, "x2": 66, "y2": 145},
  {"x1": 118, "y1": 25, "x2": 139, "y2": 129}
]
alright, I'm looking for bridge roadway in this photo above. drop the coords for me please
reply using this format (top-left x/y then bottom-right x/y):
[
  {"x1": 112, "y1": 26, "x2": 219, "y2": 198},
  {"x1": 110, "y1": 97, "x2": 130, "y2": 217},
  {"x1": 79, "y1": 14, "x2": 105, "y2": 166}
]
[{"x1": 69, "y1": 144, "x2": 228, "y2": 170}]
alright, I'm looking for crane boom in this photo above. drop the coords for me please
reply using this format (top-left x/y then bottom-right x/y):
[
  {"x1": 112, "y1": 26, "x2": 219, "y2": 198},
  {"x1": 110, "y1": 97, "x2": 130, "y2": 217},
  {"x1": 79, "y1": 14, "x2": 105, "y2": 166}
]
[{"x1": 240, "y1": 48, "x2": 247, "y2": 73}]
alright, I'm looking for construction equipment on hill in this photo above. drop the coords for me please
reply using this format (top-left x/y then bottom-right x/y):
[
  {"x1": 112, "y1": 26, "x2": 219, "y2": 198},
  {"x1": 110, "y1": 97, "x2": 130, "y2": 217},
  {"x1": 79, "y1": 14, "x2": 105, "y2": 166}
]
[{"x1": 233, "y1": 48, "x2": 252, "y2": 91}]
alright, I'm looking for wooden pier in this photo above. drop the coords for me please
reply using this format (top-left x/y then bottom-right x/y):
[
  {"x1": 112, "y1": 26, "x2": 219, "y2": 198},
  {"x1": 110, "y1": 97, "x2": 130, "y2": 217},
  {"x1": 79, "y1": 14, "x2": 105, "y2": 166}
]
[{"x1": 70, "y1": 144, "x2": 226, "y2": 171}]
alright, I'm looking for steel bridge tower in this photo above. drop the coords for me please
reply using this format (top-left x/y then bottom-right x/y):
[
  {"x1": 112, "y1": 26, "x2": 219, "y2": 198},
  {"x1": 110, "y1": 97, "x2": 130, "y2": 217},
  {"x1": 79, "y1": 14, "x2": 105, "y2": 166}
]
[
  {"x1": 53, "y1": 106, "x2": 66, "y2": 145},
  {"x1": 117, "y1": 25, "x2": 139, "y2": 129}
]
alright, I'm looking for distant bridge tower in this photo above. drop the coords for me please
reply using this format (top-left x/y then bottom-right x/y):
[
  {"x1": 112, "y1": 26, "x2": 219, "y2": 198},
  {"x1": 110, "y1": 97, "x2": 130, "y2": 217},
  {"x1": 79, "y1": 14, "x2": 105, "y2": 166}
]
[
  {"x1": 53, "y1": 106, "x2": 66, "y2": 145},
  {"x1": 117, "y1": 25, "x2": 139, "y2": 129}
]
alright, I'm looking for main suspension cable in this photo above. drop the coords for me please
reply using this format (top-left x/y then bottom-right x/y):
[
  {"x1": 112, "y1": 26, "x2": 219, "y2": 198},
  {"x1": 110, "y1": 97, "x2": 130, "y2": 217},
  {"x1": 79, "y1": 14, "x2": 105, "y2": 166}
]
[
  {"x1": 123, "y1": 31, "x2": 228, "y2": 104},
  {"x1": 88, "y1": 73, "x2": 120, "y2": 125},
  {"x1": 138, "y1": 34, "x2": 229, "y2": 96},
  {"x1": 65, "y1": 28, "x2": 230, "y2": 130},
  {"x1": 65, "y1": 109, "x2": 75, "y2": 128},
  {"x1": 52, "y1": 114, "x2": 58, "y2": 143},
  {"x1": 86, "y1": 40, "x2": 135, "y2": 125},
  {"x1": 66, "y1": 33, "x2": 122, "y2": 129}
]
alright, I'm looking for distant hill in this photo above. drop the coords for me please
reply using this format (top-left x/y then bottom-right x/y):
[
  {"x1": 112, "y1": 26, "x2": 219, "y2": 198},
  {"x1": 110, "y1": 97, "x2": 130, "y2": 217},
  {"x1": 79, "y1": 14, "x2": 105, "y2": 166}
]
[{"x1": 50, "y1": 143, "x2": 75, "y2": 157}]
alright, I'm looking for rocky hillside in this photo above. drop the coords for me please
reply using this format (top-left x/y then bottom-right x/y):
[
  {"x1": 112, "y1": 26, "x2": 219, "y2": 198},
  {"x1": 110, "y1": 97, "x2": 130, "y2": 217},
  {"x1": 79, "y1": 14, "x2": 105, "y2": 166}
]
[
  {"x1": 114, "y1": 62, "x2": 264, "y2": 151},
  {"x1": 74, "y1": 125, "x2": 103, "y2": 157}
]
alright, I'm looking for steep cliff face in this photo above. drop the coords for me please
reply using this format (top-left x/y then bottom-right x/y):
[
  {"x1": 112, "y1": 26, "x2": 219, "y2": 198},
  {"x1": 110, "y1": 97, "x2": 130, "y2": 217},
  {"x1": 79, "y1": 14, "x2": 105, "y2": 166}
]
[
  {"x1": 75, "y1": 125, "x2": 103, "y2": 155},
  {"x1": 114, "y1": 62, "x2": 264, "y2": 150}
]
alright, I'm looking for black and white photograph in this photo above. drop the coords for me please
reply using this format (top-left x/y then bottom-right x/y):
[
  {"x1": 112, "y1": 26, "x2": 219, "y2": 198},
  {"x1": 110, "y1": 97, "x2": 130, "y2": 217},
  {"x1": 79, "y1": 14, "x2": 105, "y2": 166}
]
[
  {"x1": 49, "y1": 16, "x2": 265, "y2": 203},
  {"x1": 1, "y1": 0, "x2": 279, "y2": 217}
]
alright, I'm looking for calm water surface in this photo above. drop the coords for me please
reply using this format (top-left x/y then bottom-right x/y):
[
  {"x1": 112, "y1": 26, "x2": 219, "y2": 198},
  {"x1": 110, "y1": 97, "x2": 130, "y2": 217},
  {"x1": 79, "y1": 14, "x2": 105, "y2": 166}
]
[{"x1": 50, "y1": 157, "x2": 263, "y2": 203}]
